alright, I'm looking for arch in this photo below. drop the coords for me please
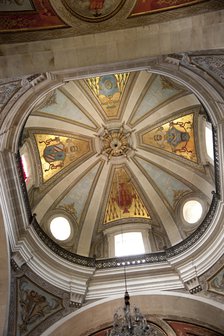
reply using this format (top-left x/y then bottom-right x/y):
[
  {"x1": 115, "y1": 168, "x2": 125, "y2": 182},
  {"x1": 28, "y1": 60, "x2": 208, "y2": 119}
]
[
  {"x1": 0, "y1": 205, "x2": 10, "y2": 336},
  {"x1": 41, "y1": 292, "x2": 224, "y2": 336}
]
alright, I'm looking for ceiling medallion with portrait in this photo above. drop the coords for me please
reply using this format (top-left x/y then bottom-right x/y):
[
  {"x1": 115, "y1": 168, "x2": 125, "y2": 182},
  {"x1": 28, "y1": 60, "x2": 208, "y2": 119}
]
[{"x1": 62, "y1": 0, "x2": 125, "y2": 22}]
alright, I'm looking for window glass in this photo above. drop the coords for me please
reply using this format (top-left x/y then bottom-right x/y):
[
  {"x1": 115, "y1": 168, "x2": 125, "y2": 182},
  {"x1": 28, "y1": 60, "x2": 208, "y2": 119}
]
[
  {"x1": 115, "y1": 232, "x2": 145, "y2": 257},
  {"x1": 205, "y1": 125, "x2": 214, "y2": 160},
  {"x1": 183, "y1": 200, "x2": 203, "y2": 224},
  {"x1": 50, "y1": 217, "x2": 71, "y2": 241},
  {"x1": 21, "y1": 154, "x2": 29, "y2": 182}
]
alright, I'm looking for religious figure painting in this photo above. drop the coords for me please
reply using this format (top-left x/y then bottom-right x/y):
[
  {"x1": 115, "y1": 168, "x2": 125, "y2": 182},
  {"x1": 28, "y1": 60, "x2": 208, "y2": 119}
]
[
  {"x1": 129, "y1": 0, "x2": 206, "y2": 17},
  {"x1": 208, "y1": 267, "x2": 224, "y2": 296},
  {"x1": 104, "y1": 167, "x2": 150, "y2": 224},
  {"x1": 62, "y1": 0, "x2": 125, "y2": 22},
  {"x1": 17, "y1": 277, "x2": 62, "y2": 336}
]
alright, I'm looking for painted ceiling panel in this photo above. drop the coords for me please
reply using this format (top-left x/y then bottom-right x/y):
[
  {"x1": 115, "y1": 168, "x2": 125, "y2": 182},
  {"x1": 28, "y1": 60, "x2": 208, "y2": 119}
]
[
  {"x1": 135, "y1": 156, "x2": 192, "y2": 209},
  {"x1": 57, "y1": 161, "x2": 102, "y2": 224},
  {"x1": 129, "y1": 0, "x2": 207, "y2": 17},
  {"x1": 129, "y1": 75, "x2": 184, "y2": 126},
  {"x1": 34, "y1": 133, "x2": 93, "y2": 183},
  {"x1": 36, "y1": 89, "x2": 97, "y2": 129},
  {"x1": 86, "y1": 73, "x2": 129, "y2": 120},
  {"x1": 0, "y1": 80, "x2": 21, "y2": 110},
  {"x1": 104, "y1": 166, "x2": 151, "y2": 224},
  {"x1": 16, "y1": 276, "x2": 63, "y2": 336},
  {"x1": 141, "y1": 113, "x2": 198, "y2": 163},
  {"x1": 167, "y1": 321, "x2": 223, "y2": 336},
  {"x1": 0, "y1": 0, "x2": 67, "y2": 32},
  {"x1": 207, "y1": 266, "x2": 224, "y2": 296}
]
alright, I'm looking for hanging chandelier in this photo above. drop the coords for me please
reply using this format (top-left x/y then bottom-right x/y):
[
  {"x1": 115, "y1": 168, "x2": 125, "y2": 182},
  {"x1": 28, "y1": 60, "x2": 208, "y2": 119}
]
[{"x1": 107, "y1": 275, "x2": 158, "y2": 336}]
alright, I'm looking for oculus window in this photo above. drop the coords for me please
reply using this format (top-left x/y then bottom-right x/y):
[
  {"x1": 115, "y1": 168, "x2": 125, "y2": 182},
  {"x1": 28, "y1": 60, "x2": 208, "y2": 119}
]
[
  {"x1": 205, "y1": 124, "x2": 214, "y2": 161},
  {"x1": 183, "y1": 200, "x2": 203, "y2": 224},
  {"x1": 50, "y1": 217, "x2": 71, "y2": 241}
]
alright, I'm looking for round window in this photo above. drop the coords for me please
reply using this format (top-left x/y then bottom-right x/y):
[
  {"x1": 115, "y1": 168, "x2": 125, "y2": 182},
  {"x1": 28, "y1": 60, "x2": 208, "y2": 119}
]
[
  {"x1": 50, "y1": 216, "x2": 71, "y2": 241},
  {"x1": 183, "y1": 200, "x2": 203, "y2": 224}
]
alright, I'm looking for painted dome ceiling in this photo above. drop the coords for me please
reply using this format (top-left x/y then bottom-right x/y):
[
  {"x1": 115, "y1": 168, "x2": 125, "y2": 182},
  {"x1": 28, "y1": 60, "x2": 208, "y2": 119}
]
[{"x1": 20, "y1": 70, "x2": 215, "y2": 258}]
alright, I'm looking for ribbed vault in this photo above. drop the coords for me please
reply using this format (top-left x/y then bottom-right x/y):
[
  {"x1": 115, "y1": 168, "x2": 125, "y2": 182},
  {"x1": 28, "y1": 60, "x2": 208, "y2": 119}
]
[{"x1": 20, "y1": 70, "x2": 215, "y2": 258}]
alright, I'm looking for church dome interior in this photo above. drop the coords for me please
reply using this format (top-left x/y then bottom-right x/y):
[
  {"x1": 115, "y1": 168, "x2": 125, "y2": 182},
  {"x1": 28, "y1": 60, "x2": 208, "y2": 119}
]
[
  {"x1": 19, "y1": 70, "x2": 215, "y2": 259},
  {"x1": 0, "y1": 1, "x2": 224, "y2": 336}
]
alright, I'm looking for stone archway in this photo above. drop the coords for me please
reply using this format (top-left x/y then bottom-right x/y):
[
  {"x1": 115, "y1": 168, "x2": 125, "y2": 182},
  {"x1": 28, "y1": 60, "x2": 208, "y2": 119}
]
[{"x1": 41, "y1": 292, "x2": 224, "y2": 336}]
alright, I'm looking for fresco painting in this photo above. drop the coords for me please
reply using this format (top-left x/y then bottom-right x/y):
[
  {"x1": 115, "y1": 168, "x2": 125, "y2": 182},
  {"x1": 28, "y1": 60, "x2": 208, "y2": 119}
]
[
  {"x1": 91, "y1": 325, "x2": 166, "y2": 335},
  {"x1": 104, "y1": 167, "x2": 150, "y2": 224},
  {"x1": 0, "y1": 0, "x2": 34, "y2": 11},
  {"x1": 208, "y1": 267, "x2": 224, "y2": 296},
  {"x1": 86, "y1": 73, "x2": 129, "y2": 119},
  {"x1": 136, "y1": 156, "x2": 191, "y2": 208},
  {"x1": 17, "y1": 277, "x2": 62, "y2": 336},
  {"x1": 129, "y1": 0, "x2": 206, "y2": 17},
  {"x1": 167, "y1": 320, "x2": 223, "y2": 336},
  {"x1": 36, "y1": 89, "x2": 97, "y2": 129},
  {"x1": 0, "y1": 0, "x2": 67, "y2": 31},
  {"x1": 35, "y1": 134, "x2": 91, "y2": 182},
  {"x1": 142, "y1": 113, "x2": 197, "y2": 163},
  {"x1": 62, "y1": 0, "x2": 125, "y2": 22},
  {"x1": 0, "y1": 81, "x2": 21, "y2": 108},
  {"x1": 129, "y1": 75, "x2": 183, "y2": 125},
  {"x1": 58, "y1": 162, "x2": 101, "y2": 223}
]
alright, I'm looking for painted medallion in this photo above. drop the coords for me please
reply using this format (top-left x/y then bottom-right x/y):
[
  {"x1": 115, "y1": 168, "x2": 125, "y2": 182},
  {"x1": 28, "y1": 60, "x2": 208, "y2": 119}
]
[{"x1": 62, "y1": 0, "x2": 125, "y2": 22}]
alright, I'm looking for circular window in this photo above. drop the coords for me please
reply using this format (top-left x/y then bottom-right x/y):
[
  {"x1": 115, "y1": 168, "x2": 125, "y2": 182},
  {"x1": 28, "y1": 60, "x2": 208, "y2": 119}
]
[
  {"x1": 183, "y1": 200, "x2": 203, "y2": 224},
  {"x1": 50, "y1": 217, "x2": 71, "y2": 241}
]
